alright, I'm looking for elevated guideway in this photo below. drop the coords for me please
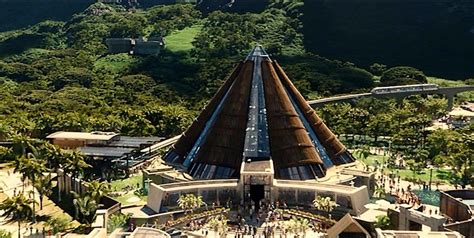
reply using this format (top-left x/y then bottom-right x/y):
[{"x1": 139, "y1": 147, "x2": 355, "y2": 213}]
[{"x1": 307, "y1": 85, "x2": 474, "y2": 110}]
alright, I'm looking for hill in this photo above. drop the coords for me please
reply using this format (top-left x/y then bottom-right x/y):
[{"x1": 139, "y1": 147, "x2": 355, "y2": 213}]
[{"x1": 303, "y1": 0, "x2": 474, "y2": 79}]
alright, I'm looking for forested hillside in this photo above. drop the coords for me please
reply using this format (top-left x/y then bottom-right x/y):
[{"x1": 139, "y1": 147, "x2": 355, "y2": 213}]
[
  {"x1": 0, "y1": 2, "x2": 380, "y2": 139},
  {"x1": 0, "y1": 0, "x2": 94, "y2": 32},
  {"x1": 0, "y1": 1, "x2": 471, "y2": 141},
  {"x1": 304, "y1": 0, "x2": 474, "y2": 78}
]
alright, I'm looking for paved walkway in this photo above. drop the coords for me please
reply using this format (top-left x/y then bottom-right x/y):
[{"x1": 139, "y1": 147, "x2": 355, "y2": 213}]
[{"x1": 0, "y1": 167, "x2": 79, "y2": 237}]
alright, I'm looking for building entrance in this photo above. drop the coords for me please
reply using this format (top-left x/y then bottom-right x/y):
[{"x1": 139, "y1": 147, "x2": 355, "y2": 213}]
[
  {"x1": 250, "y1": 185, "x2": 265, "y2": 211},
  {"x1": 409, "y1": 220, "x2": 422, "y2": 231}
]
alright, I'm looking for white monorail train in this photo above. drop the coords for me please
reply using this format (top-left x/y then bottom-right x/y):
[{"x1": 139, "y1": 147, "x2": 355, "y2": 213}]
[{"x1": 370, "y1": 84, "x2": 439, "y2": 94}]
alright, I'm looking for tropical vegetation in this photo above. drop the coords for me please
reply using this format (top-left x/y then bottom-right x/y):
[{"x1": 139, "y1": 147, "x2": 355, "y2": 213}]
[{"x1": 0, "y1": 193, "x2": 34, "y2": 238}]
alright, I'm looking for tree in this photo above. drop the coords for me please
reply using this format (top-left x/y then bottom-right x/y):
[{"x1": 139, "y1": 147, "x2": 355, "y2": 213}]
[
  {"x1": 404, "y1": 148, "x2": 429, "y2": 176},
  {"x1": 426, "y1": 129, "x2": 455, "y2": 166},
  {"x1": 0, "y1": 124, "x2": 12, "y2": 141},
  {"x1": 19, "y1": 152, "x2": 46, "y2": 222},
  {"x1": 380, "y1": 66, "x2": 427, "y2": 86},
  {"x1": 85, "y1": 180, "x2": 111, "y2": 203},
  {"x1": 207, "y1": 214, "x2": 228, "y2": 237},
  {"x1": 73, "y1": 195, "x2": 98, "y2": 224},
  {"x1": 107, "y1": 213, "x2": 130, "y2": 233},
  {"x1": 38, "y1": 142, "x2": 65, "y2": 172},
  {"x1": 369, "y1": 63, "x2": 387, "y2": 76},
  {"x1": 375, "y1": 215, "x2": 393, "y2": 230},
  {"x1": 0, "y1": 194, "x2": 34, "y2": 238},
  {"x1": 62, "y1": 151, "x2": 90, "y2": 179},
  {"x1": 10, "y1": 134, "x2": 37, "y2": 157},
  {"x1": 374, "y1": 185, "x2": 386, "y2": 198},
  {"x1": 177, "y1": 193, "x2": 205, "y2": 214},
  {"x1": 355, "y1": 146, "x2": 371, "y2": 162},
  {"x1": 445, "y1": 133, "x2": 474, "y2": 189},
  {"x1": 0, "y1": 229, "x2": 11, "y2": 238},
  {"x1": 313, "y1": 196, "x2": 338, "y2": 214},
  {"x1": 330, "y1": 67, "x2": 374, "y2": 91},
  {"x1": 34, "y1": 174, "x2": 52, "y2": 210},
  {"x1": 367, "y1": 113, "x2": 393, "y2": 143},
  {"x1": 45, "y1": 216, "x2": 72, "y2": 235}
]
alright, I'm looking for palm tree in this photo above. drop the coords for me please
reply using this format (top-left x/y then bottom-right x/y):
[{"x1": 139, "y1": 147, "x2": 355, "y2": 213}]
[
  {"x1": 34, "y1": 174, "x2": 52, "y2": 210},
  {"x1": 19, "y1": 153, "x2": 46, "y2": 222},
  {"x1": 12, "y1": 156, "x2": 28, "y2": 188},
  {"x1": 73, "y1": 195, "x2": 98, "y2": 224},
  {"x1": 313, "y1": 196, "x2": 338, "y2": 215},
  {"x1": 39, "y1": 142, "x2": 65, "y2": 172},
  {"x1": 374, "y1": 185, "x2": 386, "y2": 198},
  {"x1": 45, "y1": 216, "x2": 72, "y2": 235},
  {"x1": 178, "y1": 194, "x2": 205, "y2": 214},
  {"x1": 85, "y1": 180, "x2": 111, "y2": 203},
  {"x1": 287, "y1": 217, "x2": 310, "y2": 237},
  {"x1": 63, "y1": 151, "x2": 90, "y2": 179},
  {"x1": 0, "y1": 194, "x2": 34, "y2": 238},
  {"x1": 10, "y1": 134, "x2": 37, "y2": 157},
  {"x1": 355, "y1": 146, "x2": 371, "y2": 163},
  {"x1": 375, "y1": 215, "x2": 392, "y2": 229},
  {"x1": 207, "y1": 215, "x2": 228, "y2": 238}
]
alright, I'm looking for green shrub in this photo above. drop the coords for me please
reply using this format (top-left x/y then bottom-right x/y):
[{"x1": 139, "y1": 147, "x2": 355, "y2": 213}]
[
  {"x1": 107, "y1": 213, "x2": 130, "y2": 233},
  {"x1": 0, "y1": 229, "x2": 11, "y2": 238},
  {"x1": 45, "y1": 216, "x2": 72, "y2": 235}
]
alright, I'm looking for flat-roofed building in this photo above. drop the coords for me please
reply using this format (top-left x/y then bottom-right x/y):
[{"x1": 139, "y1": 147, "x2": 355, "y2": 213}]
[
  {"x1": 375, "y1": 229, "x2": 464, "y2": 238},
  {"x1": 133, "y1": 38, "x2": 163, "y2": 55},
  {"x1": 105, "y1": 38, "x2": 134, "y2": 54},
  {"x1": 47, "y1": 131, "x2": 119, "y2": 149}
]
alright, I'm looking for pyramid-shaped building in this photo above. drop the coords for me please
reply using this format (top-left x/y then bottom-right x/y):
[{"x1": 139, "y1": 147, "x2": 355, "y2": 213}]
[{"x1": 164, "y1": 46, "x2": 355, "y2": 180}]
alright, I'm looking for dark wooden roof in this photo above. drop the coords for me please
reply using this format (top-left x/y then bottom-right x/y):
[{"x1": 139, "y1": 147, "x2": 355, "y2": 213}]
[
  {"x1": 261, "y1": 59, "x2": 323, "y2": 168},
  {"x1": 171, "y1": 62, "x2": 244, "y2": 164},
  {"x1": 164, "y1": 46, "x2": 355, "y2": 179},
  {"x1": 193, "y1": 61, "x2": 253, "y2": 170},
  {"x1": 273, "y1": 60, "x2": 355, "y2": 165}
]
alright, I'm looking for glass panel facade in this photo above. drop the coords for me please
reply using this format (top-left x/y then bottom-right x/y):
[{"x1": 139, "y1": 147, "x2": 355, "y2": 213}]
[
  {"x1": 336, "y1": 195, "x2": 352, "y2": 209},
  {"x1": 278, "y1": 189, "x2": 296, "y2": 205},
  {"x1": 298, "y1": 190, "x2": 315, "y2": 205}
]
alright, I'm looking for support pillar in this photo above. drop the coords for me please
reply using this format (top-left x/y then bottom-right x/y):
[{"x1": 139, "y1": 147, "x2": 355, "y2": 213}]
[
  {"x1": 395, "y1": 96, "x2": 404, "y2": 108},
  {"x1": 446, "y1": 93, "x2": 454, "y2": 111}
]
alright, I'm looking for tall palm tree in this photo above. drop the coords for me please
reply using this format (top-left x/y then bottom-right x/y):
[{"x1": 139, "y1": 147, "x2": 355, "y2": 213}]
[
  {"x1": 14, "y1": 153, "x2": 46, "y2": 221},
  {"x1": 0, "y1": 193, "x2": 34, "y2": 238},
  {"x1": 12, "y1": 156, "x2": 28, "y2": 187},
  {"x1": 34, "y1": 174, "x2": 52, "y2": 210},
  {"x1": 63, "y1": 151, "x2": 90, "y2": 179},
  {"x1": 10, "y1": 134, "x2": 37, "y2": 157},
  {"x1": 39, "y1": 142, "x2": 64, "y2": 172}
]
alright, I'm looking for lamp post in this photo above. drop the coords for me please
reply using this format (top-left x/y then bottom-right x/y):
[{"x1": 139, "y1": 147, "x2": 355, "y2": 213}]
[
  {"x1": 144, "y1": 178, "x2": 152, "y2": 195},
  {"x1": 29, "y1": 191, "x2": 36, "y2": 223},
  {"x1": 427, "y1": 164, "x2": 433, "y2": 191}
]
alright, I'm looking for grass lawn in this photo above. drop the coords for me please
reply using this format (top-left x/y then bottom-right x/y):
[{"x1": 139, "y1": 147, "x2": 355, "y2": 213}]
[
  {"x1": 356, "y1": 154, "x2": 450, "y2": 183},
  {"x1": 94, "y1": 53, "x2": 139, "y2": 74},
  {"x1": 395, "y1": 168, "x2": 449, "y2": 183},
  {"x1": 164, "y1": 24, "x2": 202, "y2": 52},
  {"x1": 355, "y1": 154, "x2": 388, "y2": 167},
  {"x1": 110, "y1": 174, "x2": 143, "y2": 192},
  {"x1": 114, "y1": 192, "x2": 147, "y2": 205}
]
